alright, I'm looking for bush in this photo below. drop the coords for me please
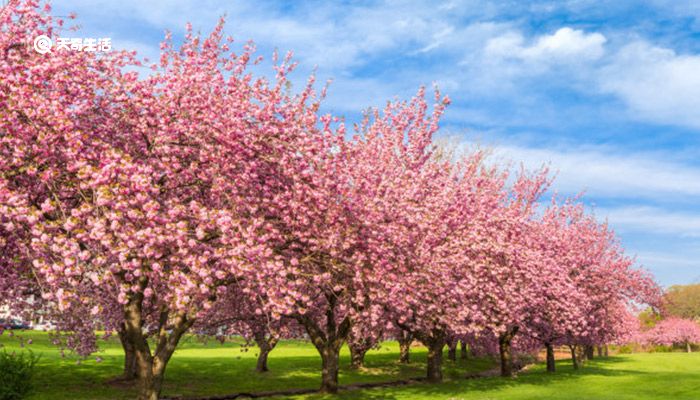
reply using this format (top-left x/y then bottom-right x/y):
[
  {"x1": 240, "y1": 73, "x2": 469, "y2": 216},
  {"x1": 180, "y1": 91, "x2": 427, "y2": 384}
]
[
  {"x1": 616, "y1": 344, "x2": 634, "y2": 354},
  {"x1": 652, "y1": 345, "x2": 673, "y2": 353},
  {"x1": 0, "y1": 350, "x2": 40, "y2": 400}
]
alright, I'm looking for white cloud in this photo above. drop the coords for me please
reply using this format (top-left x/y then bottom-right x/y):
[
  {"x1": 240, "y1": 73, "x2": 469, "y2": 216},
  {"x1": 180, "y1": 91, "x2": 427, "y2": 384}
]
[
  {"x1": 600, "y1": 41, "x2": 700, "y2": 129},
  {"x1": 485, "y1": 27, "x2": 606, "y2": 64},
  {"x1": 597, "y1": 206, "x2": 700, "y2": 238},
  {"x1": 483, "y1": 144, "x2": 700, "y2": 199},
  {"x1": 455, "y1": 27, "x2": 609, "y2": 96},
  {"x1": 474, "y1": 27, "x2": 700, "y2": 131},
  {"x1": 417, "y1": 26, "x2": 456, "y2": 53}
]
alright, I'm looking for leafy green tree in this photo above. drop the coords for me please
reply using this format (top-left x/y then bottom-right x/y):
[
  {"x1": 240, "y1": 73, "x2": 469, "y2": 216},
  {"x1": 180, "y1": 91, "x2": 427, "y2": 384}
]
[{"x1": 662, "y1": 284, "x2": 700, "y2": 320}]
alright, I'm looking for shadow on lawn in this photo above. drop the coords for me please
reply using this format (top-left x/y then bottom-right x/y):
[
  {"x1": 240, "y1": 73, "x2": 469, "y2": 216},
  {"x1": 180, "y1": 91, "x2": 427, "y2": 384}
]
[
  {"x1": 160, "y1": 351, "x2": 495, "y2": 398},
  {"x1": 165, "y1": 355, "x2": 645, "y2": 400}
]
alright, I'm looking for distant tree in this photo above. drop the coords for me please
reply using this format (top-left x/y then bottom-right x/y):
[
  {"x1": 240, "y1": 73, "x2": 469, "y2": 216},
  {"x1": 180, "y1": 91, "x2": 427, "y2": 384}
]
[
  {"x1": 643, "y1": 317, "x2": 700, "y2": 353},
  {"x1": 662, "y1": 284, "x2": 700, "y2": 320}
]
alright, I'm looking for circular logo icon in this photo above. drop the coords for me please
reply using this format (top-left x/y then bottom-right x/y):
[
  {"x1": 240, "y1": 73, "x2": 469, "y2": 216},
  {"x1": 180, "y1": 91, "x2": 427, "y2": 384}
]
[{"x1": 33, "y1": 35, "x2": 52, "y2": 54}]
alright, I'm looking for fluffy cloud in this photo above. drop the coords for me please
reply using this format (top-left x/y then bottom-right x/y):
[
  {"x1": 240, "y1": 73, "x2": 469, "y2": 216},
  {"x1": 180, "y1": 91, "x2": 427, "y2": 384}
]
[
  {"x1": 479, "y1": 27, "x2": 700, "y2": 130},
  {"x1": 482, "y1": 143, "x2": 700, "y2": 199},
  {"x1": 600, "y1": 41, "x2": 700, "y2": 129},
  {"x1": 485, "y1": 27, "x2": 607, "y2": 63},
  {"x1": 598, "y1": 206, "x2": 700, "y2": 238}
]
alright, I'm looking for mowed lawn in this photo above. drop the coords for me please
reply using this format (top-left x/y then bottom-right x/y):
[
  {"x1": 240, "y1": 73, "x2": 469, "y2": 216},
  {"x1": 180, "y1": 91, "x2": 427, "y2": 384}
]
[
  {"x1": 1, "y1": 331, "x2": 699, "y2": 400},
  {"x1": 297, "y1": 352, "x2": 700, "y2": 400}
]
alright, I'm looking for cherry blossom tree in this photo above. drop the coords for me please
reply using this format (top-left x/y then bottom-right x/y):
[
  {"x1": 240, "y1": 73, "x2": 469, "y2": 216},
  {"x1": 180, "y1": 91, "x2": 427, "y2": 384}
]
[
  {"x1": 644, "y1": 317, "x2": 700, "y2": 353},
  {"x1": 518, "y1": 201, "x2": 595, "y2": 373},
  {"x1": 1, "y1": 2, "x2": 332, "y2": 398},
  {"x1": 371, "y1": 141, "x2": 482, "y2": 383},
  {"x1": 562, "y1": 217, "x2": 659, "y2": 369}
]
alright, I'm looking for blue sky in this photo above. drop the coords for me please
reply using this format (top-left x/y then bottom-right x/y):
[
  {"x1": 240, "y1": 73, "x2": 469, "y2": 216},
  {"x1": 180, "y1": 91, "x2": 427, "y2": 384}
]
[{"x1": 53, "y1": 0, "x2": 700, "y2": 287}]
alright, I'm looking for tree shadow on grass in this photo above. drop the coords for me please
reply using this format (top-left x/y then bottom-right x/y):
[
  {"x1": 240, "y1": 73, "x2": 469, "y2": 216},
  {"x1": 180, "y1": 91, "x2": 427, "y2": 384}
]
[{"x1": 160, "y1": 350, "x2": 496, "y2": 398}]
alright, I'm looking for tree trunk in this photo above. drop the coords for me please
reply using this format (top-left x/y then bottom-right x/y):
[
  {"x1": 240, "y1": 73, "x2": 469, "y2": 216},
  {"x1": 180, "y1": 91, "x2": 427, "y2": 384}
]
[
  {"x1": 349, "y1": 344, "x2": 368, "y2": 369},
  {"x1": 447, "y1": 341, "x2": 457, "y2": 362},
  {"x1": 130, "y1": 326, "x2": 187, "y2": 400},
  {"x1": 131, "y1": 317, "x2": 189, "y2": 400},
  {"x1": 254, "y1": 333, "x2": 278, "y2": 373},
  {"x1": 585, "y1": 345, "x2": 594, "y2": 360},
  {"x1": 118, "y1": 325, "x2": 138, "y2": 380},
  {"x1": 398, "y1": 331, "x2": 413, "y2": 364},
  {"x1": 298, "y1": 293, "x2": 351, "y2": 394},
  {"x1": 460, "y1": 340, "x2": 468, "y2": 360},
  {"x1": 603, "y1": 345, "x2": 609, "y2": 357},
  {"x1": 569, "y1": 345, "x2": 579, "y2": 370},
  {"x1": 123, "y1": 279, "x2": 193, "y2": 400},
  {"x1": 348, "y1": 330, "x2": 377, "y2": 370},
  {"x1": 256, "y1": 349, "x2": 271, "y2": 372},
  {"x1": 596, "y1": 345, "x2": 603, "y2": 357},
  {"x1": 499, "y1": 326, "x2": 519, "y2": 377},
  {"x1": 136, "y1": 366, "x2": 164, "y2": 400},
  {"x1": 320, "y1": 344, "x2": 341, "y2": 393},
  {"x1": 545, "y1": 342, "x2": 555, "y2": 373},
  {"x1": 687, "y1": 341, "x2": 692, "y2": 353},
  {"x1": 426, "y1": 338, "x2": 445, "y2": 383}
]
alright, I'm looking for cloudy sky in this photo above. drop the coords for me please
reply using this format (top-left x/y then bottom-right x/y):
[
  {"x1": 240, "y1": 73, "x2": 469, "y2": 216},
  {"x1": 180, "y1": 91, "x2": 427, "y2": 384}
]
[{"x1": 53, "y1": 0, "x2": 700, "y2": 286}]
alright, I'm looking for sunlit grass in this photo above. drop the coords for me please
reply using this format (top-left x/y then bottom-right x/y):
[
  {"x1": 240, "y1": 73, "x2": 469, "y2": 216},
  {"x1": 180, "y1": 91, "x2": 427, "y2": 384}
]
[{"x1": 296, "y1": 352, "x2": 700, "y2": 400}]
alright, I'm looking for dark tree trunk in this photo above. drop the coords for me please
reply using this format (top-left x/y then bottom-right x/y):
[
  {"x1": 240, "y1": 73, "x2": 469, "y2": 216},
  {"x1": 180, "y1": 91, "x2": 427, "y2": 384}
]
[
  {"x1": 411, "y1": 329, "x2": 446, "y2": 383},
  {"x1": 349, "y1": 344, "x2": 368, "y2": 369},
  {"x1": 254, "y1": 333, "x2": 278, "y2": 373},
  {"x1": 348, "y1": 329, "x2": 378, "y2": 370},
  {"x1": 585, "y1": 345, "x2": 594, "y2": 360},
  {"x1": 569, "y1": 345, "x2": 580, "y2": 370},
  {"x1": 596, "y1": 345, "x2": 603, "y2": 357},
  {"x1": 499, "y1": 326, "x2": 519, "y2": 377},
  {"x1": 124, "y1": 280, "x2": 193, "y2": 400},
  {"x1": 298, "y1": 293, "x2": 351, "y2": 394},
  {"x1": 447, "y1": 341, "x2": 457, "y2": 362},
  {"x1": 398, "y1": 330, "x2": 413, "y2": 364},
  {"x1": 131, "y1": 315, "x2": 190, "y2": 400},
  {"x1": 603, "y1": 345, "x2": 609, "y2": 357},
  {"x1": 256, "y1": 349, "x2": 271, "y2": 373},
  {"x1": 545, "y1": 342, "x2": 555, "y2": 373},
  {"x1": 320, "y1": 343, "x2": 341, "y2": 393},
  {"x1": 118, "y1": 325, "x2": 138, "y2": 380},
  {"x1": 425, "y1": 337, "x2": 445, "y2": 383},
  {"x1": 460, "y1": 340, "x2": 468, "y2": 360}
]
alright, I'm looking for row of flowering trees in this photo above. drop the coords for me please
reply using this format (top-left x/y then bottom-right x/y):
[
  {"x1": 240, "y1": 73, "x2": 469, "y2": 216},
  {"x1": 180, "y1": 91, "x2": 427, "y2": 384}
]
[
  {"x1": 0, "y1": 2, "x2": 660, "y2": 400},
  {"x1": 636, "y1": 318, "x2": 700, "y2": 352}
]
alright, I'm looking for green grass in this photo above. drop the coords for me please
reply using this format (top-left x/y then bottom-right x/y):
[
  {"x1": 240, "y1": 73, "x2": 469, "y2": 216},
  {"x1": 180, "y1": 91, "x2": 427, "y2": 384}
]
[
  {"x1": 1, "y1": 331, "x2": 699, "y2": 400},
  {"x1": 295, "y1": 352, "x2": 700, "y2": 400},
  {"x1": 0, "y1": 331, "x2": 493, "y2": 399}
]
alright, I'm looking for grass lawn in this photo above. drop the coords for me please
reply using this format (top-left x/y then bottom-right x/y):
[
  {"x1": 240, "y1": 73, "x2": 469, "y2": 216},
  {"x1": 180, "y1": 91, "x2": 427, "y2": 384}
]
[
  {"x1": 296, "y1": 352, "x2": 700, "y2": 400},
  {"x1": 1, "y1": 331, "x2": 699, "y2": 400}
]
